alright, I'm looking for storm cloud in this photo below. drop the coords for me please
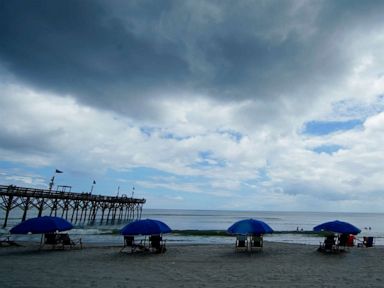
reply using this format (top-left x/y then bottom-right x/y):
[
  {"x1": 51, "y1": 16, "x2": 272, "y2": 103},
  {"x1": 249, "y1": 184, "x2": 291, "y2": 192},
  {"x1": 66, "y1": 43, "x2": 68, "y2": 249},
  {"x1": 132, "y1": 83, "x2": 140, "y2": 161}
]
[{"x1": 1, "y1": 0, "x2": 383, "y2": 120}]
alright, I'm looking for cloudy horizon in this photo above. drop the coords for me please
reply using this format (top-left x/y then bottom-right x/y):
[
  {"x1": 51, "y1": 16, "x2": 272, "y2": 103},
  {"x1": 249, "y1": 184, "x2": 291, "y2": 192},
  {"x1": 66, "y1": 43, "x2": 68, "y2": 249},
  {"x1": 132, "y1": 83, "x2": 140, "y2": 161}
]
[{"x1": 1, "y1": 0, "x2": 384, "y2": 212}]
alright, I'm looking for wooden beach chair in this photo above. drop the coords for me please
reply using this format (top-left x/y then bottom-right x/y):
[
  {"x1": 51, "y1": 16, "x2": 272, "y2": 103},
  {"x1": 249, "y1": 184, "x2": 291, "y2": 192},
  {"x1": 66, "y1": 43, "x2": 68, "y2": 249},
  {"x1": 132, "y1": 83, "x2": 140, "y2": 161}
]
[
  {"x1": 336, "y1": 234, "x2": 349, "y2": 251},
  {"x1": 0, "y1": 235, "x2": 19, "y2": 247},
  {"x1": 365, "y1": 237, "x2": 374, "y2": 247},
  {"x1": 318, "y1": 235, "x2": 337, "y2": 253},
  {"x1": 250, "y1": 234, "x2": 263, "y2": 250},
  {"x1": 121, "y1": 235, "x2": 146, "y2": 253},
  {"x1": 42, "y1": 233, "x2": 82, "y2": 250},
  {"x1": 121, "y1": 235, "x2": 136, "y2": 253},
  {"x1": 42, "y1": 233, "x2": 59, "y2": 249},
  {"x1": 149, "y1": 235, "x2": 166, "y2": 253},
  {"x1": 235, "y1": 235, "x2": 248, "y2": 251},
  {"x1": 58, "y1": 233, "x2": 82, "y2": 249},
  {"x1": 358, "y1": 236, "x2": 374, "y2": 248}
]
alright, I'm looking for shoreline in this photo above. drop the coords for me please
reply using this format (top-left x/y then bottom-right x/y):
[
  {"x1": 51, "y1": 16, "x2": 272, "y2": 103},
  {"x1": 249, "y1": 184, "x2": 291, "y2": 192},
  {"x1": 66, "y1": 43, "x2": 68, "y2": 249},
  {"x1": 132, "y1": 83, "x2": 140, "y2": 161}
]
[
  {"x1": 4, "y1": 231, "x2": 383, "y2": 247},
  {"x1": 4, "y1": 238, "x2": 383, "y2": 248}
]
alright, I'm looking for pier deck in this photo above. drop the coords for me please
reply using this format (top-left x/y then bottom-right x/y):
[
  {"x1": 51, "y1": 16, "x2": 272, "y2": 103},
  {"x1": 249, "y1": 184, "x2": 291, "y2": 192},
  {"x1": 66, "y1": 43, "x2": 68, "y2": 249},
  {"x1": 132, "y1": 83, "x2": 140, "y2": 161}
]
[{"x1": 0, "y1": 185, "x2": 145, "y2": 228}]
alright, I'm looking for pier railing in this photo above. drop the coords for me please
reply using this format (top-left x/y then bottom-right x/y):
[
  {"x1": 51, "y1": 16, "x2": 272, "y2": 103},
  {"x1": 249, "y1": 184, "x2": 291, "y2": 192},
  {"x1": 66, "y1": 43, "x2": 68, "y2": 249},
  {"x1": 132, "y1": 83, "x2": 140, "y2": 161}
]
[{"x1": 0, "y1": 185, "x2": 146, "y2": 228}]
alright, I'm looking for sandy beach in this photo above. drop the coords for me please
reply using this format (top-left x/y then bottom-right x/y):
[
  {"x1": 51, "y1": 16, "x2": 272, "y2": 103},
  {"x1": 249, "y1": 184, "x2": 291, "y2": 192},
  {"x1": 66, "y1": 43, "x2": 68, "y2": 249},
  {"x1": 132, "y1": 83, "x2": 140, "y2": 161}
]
[{"x1": 1, "y1": 242, "x2": 383, "y2": 288}]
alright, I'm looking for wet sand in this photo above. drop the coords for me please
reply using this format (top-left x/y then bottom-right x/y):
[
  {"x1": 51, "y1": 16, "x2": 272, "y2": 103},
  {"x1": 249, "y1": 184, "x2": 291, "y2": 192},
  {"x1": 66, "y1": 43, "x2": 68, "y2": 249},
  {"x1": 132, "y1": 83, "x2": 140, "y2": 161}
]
[{"x1": 0, "y1": 242, "x2": 383, "y2": 287}]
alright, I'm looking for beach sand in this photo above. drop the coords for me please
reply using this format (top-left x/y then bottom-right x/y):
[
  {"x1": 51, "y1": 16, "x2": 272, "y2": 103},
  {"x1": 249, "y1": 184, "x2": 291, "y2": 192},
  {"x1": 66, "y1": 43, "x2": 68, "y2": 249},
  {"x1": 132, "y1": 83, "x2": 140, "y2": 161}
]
[{"x1": 0, "y1": 242, "x2": 383, "y2": 288}]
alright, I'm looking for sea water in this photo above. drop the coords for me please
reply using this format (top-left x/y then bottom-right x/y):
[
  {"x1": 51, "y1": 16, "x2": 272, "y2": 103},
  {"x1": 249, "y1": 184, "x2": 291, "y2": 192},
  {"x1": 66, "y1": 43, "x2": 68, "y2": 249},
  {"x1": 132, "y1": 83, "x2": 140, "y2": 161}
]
[
  {"x1": 1, "y1": 209, "x2": 383, "y2": 245},
  {"x1": 141, "y1": 209, "x2": 384, "y2": 245}
]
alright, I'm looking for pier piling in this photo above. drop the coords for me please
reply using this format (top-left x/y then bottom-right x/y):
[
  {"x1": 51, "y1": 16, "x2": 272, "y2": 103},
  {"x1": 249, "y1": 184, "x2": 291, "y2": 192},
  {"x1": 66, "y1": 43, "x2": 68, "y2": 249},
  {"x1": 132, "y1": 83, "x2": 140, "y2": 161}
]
[{"x1": 0, "y1": 185, "x2": 146, "y2": 228}]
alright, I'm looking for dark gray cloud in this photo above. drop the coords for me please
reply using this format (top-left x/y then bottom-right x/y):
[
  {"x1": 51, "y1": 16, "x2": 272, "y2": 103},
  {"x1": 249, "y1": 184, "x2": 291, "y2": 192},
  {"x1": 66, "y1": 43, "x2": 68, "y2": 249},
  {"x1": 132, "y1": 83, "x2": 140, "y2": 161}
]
[
  {"x1": 0, "y1": 127, "x2": 59, "y2": 155},
  {"x1": 0, "y1": 0, "x2": 188, "y2": 117},
  {"x1": 1, "y1": 0, "x2": 384, "y2": 120}
]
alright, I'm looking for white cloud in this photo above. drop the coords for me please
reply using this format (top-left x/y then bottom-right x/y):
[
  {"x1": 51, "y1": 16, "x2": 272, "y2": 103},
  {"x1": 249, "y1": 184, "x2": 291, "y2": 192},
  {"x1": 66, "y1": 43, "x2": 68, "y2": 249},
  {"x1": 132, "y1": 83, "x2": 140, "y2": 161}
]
[{"x1": 1, "y1": 66, "x2": 384, "y2": 211}]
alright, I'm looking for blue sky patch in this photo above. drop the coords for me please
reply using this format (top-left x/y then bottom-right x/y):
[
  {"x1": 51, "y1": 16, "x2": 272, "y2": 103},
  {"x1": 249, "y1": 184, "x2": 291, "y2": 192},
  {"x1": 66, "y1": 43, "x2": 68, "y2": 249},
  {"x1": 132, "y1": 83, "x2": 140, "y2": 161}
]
[
  {"x1": 140, "y1": 126, "x2": 156, "y2": 137},
  {"x1": 303, "y1": 119, "x2": 362, "y2": 135},
  {"x1": 189, "y1": 151, "x2": 227, "y2": 169},
  {"x1": 312, "y1": 144, "x2": 343, "y2": 155},
  {"x1": 218, "y1": 129, "x2": 243, "y2": 142},
  {"x1": 160, "y1": 132, "x2": 190, "y2": 141},
  {"x1": 257, "y1": 167, "x2": 270, "y2": 182}
]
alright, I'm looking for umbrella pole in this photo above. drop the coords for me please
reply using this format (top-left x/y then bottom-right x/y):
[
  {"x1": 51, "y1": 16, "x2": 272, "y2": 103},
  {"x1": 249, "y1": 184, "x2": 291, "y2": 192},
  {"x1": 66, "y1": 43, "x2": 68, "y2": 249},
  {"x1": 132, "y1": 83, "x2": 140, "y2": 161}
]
[{"x1": 39, "y1": 234, "x2": 44, "y2": 250}]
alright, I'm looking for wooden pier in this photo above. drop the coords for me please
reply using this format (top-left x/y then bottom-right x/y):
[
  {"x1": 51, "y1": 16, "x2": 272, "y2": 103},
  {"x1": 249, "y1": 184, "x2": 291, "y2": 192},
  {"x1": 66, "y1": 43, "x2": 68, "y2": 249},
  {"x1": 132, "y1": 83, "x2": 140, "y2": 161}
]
[{"x1": 0, "y1": 185, "x2": 146, "y2": 228}]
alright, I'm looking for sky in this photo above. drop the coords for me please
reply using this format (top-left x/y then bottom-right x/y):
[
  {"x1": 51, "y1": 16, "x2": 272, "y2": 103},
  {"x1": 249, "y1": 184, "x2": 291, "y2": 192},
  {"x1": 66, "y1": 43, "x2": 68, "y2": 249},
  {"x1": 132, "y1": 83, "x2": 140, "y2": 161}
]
[{"x1": 1, "y1": 0, "x2": 384, "y2": 212}]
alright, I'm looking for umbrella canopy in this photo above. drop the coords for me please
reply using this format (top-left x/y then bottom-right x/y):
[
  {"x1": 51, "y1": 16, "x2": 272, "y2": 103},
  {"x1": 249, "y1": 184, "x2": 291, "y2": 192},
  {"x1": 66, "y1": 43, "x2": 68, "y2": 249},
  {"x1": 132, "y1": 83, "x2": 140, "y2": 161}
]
[
  {"x1": 120, "y1": 219, "x2": 172, "y2": 236},
  {"x1": 313, "y1": 220, "x2": 361, "y2": 235},
  {"x1": 227, "y1": 218, "x2": 274, "y2": 235},
  {"x1": 10, "y1": 216, "x2": 73, "y2": 234}
]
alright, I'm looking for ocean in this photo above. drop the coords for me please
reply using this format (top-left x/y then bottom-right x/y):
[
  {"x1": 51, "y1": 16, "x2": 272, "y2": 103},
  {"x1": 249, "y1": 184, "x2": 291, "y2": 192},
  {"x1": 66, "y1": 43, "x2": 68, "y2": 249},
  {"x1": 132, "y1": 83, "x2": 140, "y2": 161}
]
[{"x1": 1, "y1": 209, "x2": 383, "y2": 246}]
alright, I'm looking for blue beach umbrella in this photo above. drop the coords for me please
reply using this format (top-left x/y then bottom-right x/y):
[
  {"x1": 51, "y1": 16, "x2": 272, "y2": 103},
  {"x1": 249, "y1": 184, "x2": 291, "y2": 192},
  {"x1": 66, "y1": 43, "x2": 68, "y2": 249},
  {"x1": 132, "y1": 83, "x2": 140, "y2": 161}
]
[
  {"x1": 10, "y1": 216, "x2": 73, "y2": 234},
  {"x1": 120, "y1": 219, "x2": 172, "y2": 236},
  {"x1": 227, "y1": 219, "x2": 274, "y2": 235},
  {"x1": 313, "y1": 220, "x2": 361, "y2": 235}
]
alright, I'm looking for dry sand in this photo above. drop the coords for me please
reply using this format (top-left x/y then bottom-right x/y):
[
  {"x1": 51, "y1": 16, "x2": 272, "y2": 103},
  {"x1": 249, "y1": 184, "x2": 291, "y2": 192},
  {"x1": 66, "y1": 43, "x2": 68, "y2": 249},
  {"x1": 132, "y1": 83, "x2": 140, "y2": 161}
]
[{"x1": 0, "y1": 242, "x2": 383, "y2": 288}]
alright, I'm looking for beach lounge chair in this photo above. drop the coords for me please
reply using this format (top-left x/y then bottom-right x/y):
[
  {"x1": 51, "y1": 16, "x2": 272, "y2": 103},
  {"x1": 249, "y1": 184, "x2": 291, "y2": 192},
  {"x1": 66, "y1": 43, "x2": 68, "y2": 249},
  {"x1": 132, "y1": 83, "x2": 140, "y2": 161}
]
[
  {"x1": 121, "y1": 235, "x2": 134, "y2": 253},
  {"x1": 121, "y1": 235, "x2": 145, "y2": 253},
  {"x1": 318, "y1": 235, "x2": 336, "y2": 253},
  {"x1": 358, "y1": 236, "x2": 374, "y2": 248},
  {"x1": 42, "y1": 233, "x2": 82, "y2": 250},
  {"x1": 250, "y1": 234, "x2": 263, "y2": 250},
  {"x1": 149, "y1": 235, "x2": 166, "y2": 253},
  {"x1": 42, "y1": 233, "x2": 59, "y2": 248},
  {"x1": 0, "y1": 235, "x2": 19, "y2": 247},
  {"x1": 235, "y1": 235, "x2": 248, "y2": 251},
  {"x1": 58, "y1": 233, "x2": 82, "y2": 249},
  {"x1": 365, "y1": 236, "x2": 374, "y2": 247},
  {"x1": 336, "y1": 233, "x2": 349, "y2": 251}
]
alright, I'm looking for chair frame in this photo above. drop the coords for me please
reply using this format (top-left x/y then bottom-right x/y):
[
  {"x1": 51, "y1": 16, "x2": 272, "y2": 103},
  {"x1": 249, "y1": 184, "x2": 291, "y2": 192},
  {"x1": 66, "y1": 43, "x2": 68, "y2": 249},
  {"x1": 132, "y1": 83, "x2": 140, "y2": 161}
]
[
  {"x1": 0, "y1": 235, "x2": 19, "y2": 247},
  {"x1": 235, "y1": 235, "x2": 248, "y2": 251},
  {"x1": 120, "y1": 235, "x2": 147, "y2": 253},
  {"x1": 41, "y1": 233, "x2": 82, "y2": 250},
  {"x1": 149, "y1": 235, "x2": 167, "y2": 253},
  {"x1": 250, "y1": 235, "x2": 263, "y2": 250},
  {"x1": 318, "y1": 235, "x2": 338, "y2": 253},
  {"x1": 357, "y1": 236, "x2": 374, "y2": 248}
]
